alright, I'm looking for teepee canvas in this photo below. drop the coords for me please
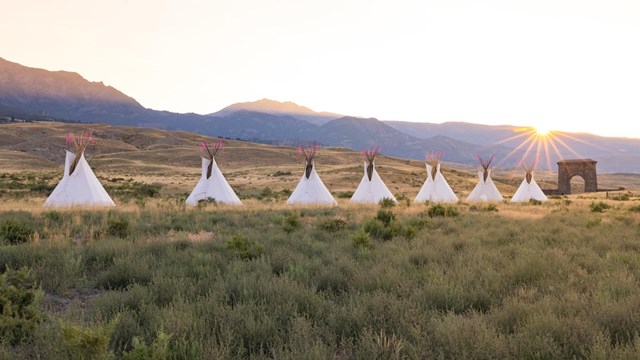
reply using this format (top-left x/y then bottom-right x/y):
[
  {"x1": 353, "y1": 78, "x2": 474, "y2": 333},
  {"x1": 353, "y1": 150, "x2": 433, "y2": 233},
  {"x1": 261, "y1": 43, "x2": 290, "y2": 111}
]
[
  {"x1": 510, "y1": 162, "x2": 548, "y2": 203},
  {"x1": 287, "y1": 144, "x2": 337, "y2": 205},
  {"x1": 186, "y1": 140, "x2": 242, "y2": 205},
  {"x1": 350, "y1": 147, "x2": 397, "y2": 204},
  {"x1": 414, "y1": 152, "x2": 458, "y2": 203},
  {"x1": 45, "y1": 131, "x2": 115, "y2": 207},
  {"x1": 466, "y1": 155, "x2": 503, "y2": 202}
]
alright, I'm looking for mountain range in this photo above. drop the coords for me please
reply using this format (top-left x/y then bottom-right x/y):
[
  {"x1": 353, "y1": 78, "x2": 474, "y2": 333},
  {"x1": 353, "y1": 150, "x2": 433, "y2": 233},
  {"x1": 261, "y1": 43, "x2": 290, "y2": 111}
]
[{"x1": 1, "y1": 56, "x2": 639, "y2": 173}]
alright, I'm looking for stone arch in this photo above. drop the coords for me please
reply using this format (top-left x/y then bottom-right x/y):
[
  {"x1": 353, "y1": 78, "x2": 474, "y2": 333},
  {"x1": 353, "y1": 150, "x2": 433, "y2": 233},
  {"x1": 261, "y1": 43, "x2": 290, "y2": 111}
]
[{"x1": 557, "y1": 159, "x2": 598, "y2": 195}]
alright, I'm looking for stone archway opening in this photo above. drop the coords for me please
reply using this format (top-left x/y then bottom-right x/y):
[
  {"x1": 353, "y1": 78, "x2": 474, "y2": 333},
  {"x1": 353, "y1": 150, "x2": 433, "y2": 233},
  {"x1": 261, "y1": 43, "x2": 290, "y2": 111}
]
[
  {"x1": 569, "y1": 175, "x2": 586, "y2": 194},
  {"x1": 557, "y1": 159, "x2": 598, "y2": 195}
]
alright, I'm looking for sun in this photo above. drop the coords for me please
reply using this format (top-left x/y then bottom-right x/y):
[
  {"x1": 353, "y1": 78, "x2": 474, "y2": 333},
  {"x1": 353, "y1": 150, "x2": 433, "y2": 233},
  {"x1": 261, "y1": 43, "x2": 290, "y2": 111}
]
[{"x1": 535, "y1": 126, "x2": 551, "y2": 136}]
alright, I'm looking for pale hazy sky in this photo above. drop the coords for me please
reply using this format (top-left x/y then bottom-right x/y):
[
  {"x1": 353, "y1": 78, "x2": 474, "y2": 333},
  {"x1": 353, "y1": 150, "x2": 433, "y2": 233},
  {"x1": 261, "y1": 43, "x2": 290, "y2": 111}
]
[{"x1": 2, "y1": 0, "x2": 639, "y2": 137}]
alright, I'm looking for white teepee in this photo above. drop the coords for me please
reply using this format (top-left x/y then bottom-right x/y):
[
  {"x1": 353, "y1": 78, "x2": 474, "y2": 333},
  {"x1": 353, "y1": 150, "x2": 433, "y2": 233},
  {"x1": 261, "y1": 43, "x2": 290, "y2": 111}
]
[
  {"x1": 186, "y1": 140, "x2": 242, "y2": 206},
  {"x1": 350, "y1": 147, "x2": 397, "y2": 204},
  {"x1": 414, "y1": 152, "x2": 458, "y2": 203},
  {"x1": 466, "y1": 156, "x2": 503, "y2": 202},
  {"x1": 287, "y1": 145, "x2": 337, "y2": 205},
  {"x1": 45, "y1": 132, "x2": 115, "y2": 207},
  {"x1": 510, "y1": 163, "x2": 548, "y2": 203}
]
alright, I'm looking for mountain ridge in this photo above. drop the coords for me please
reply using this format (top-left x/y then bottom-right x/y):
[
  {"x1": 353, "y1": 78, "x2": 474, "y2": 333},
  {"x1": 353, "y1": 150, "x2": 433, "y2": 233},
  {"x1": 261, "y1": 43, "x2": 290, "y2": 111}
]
[{"x1": 210, "y1": 98, "x2": 341, "y2": 125}]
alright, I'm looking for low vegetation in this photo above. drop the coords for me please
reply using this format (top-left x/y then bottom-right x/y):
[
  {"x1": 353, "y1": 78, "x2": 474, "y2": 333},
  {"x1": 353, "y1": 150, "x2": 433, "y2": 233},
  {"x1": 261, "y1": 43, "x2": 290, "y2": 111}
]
[{"x1": 1, "y1": 192, "x2": 640, "y2": 358}]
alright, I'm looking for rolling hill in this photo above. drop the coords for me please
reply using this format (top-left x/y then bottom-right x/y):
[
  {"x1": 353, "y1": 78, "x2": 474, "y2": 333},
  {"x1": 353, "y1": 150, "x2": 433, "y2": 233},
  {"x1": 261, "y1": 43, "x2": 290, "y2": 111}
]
[{"x1": 1, "y1": 122, "x2": 638, "y2": 198}]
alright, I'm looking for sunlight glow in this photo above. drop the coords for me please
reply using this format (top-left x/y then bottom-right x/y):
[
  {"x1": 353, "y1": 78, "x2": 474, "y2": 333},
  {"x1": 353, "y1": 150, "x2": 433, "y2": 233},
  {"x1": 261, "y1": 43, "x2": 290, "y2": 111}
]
[
  {"x1": 535, "y1": 126, "x2": 551, "y2": 136},
  {"x1": 494, "y1": 127, "x2": 585, "y2": 170}
]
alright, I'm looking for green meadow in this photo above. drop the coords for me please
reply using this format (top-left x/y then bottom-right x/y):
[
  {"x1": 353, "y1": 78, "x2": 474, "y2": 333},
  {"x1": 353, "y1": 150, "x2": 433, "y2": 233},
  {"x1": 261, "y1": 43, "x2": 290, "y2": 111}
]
[{"x1": 1, "y1": 193, "x2": 640, "y2": 359}]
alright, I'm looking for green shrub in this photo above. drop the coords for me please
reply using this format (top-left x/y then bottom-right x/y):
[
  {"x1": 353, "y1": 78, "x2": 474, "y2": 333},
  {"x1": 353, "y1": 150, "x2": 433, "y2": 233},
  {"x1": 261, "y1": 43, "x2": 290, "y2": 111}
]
[
  {"x1": 29, "y1": 183, "x2": 55, "y2": 194},
  {"x1": 628, "y1": 205, "x2": 640, "y2": 213},
  {"x1": 197, "y1": 197, "x2": 217, "y2": 206},
  {"x1": 316, "y1": 268, "x2": 349, "y2": 294},
  {"x1": 351, "y1": 229, "x2": 371, "y2": 249},
  {"x1": 96, "y1": 258, "x2": 153, "y2": 290},
  {"x1": 378, "y1": 198, "x2": 396, "y2": 208},
  {"x1": 337, "y1": 191, "x2": 354, "y2": 199},
  {"x1": 611, "y1": 194, "x2": 630, "y2": 201},
  {"x1": 60, "y1": 318, "x2": 116, "y2": 360},
  {"x1": 121, "y1": 330, "x2": 170, "y2": 360},
  {"x1": 395, "y1": 193, "x2": 408, "y2": 202},
  {"x1": 135, "y1": 183, "x2": 162, "y2": 198},
  {"x1": 427, "y1": 204, "x2": 460, "y2": 218},
  {"x1": 0, "y1": 267, "x2": 42, "y2": 345},
  {"x1": 317, "y1": 218, "x2": 347, "y2": 232},
  {"x1": 0, "y1": 219, "x2": 34, "y2": 245},
  {"x1": 281, "y1": 188, "x2": 292, "y2": 197},
  {"x1": 364, "y1": 219, "x2": 394, "y2": 241},
  {"x1": 282, "y1": 213, "x2": 301, "y2": 233},
  {"x1": 529, "y1": 199, "x2": 543, "y2": 206},
  {"x1": 107, "y1": 217, "x2": 130, "y2": 239},
  {"x1": 376, "y1": 210, "x2": 396, "y2": 227},
  {"x1": 485, "y1": 204, "x2": 498, "y2": 212},
  {"x1": 362, "y1": 210, "x2": 416, "y2": 241},
  {"x1": 42, "y1": 210, "x2": 64, "y2": 225},
  {"x1": 590, "y1": 201, "x2": 611, "y2": 213},
  {"x1": 227, "y1": 235, "x2": 264, "y2": 260},
  {"x1": 258, "y1": 187, "x2": 276, "y2": 201}
]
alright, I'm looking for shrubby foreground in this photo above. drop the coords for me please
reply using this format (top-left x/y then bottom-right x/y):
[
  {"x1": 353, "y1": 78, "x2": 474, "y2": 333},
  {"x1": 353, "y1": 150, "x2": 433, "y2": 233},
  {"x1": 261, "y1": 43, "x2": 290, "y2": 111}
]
[{"x1": 1, "y1": 198, "x2": 640, "y2": 359}]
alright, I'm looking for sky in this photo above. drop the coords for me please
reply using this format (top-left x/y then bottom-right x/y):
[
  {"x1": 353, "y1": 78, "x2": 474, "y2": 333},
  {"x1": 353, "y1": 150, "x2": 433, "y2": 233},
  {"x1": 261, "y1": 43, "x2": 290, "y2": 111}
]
[{"x1": 1, "y1": 0, "x2": 639, "y2": 138}]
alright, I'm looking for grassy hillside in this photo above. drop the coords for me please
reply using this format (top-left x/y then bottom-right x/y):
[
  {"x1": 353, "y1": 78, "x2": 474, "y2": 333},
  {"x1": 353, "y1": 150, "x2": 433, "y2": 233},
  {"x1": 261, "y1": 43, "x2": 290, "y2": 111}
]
[{"x1": 2, "y1": 122, "x2": 637, "y2": 201}]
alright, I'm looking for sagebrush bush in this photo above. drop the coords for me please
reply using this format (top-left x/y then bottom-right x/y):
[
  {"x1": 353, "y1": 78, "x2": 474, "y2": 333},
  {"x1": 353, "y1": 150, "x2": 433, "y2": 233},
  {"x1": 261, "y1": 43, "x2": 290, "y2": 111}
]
[
  {"x1": 96, "y1": 257, "x2": 153, "y2": 290},
  {"x1": 364, "y1": 219, "x2": 394, "y2": 241},
  {"x1": 121, "y1": 330, "x2": 170, "y2": 360},
  {"x1": 226, "y1": 235, "x2": 264, "y2": 260},
  {"x1": 485, "y1": 204, "x2": 498, "y2": 212},
  {"x1": 351, "y1": 229, "x2": 371, "y2": 249},
  {"x1": 107, "y1": 217, "x2": 131, "y2": 239},
  {"x1": 628, "y1": 205, "x2": 640, "y2": 213},
  {"x1": 376, "y1": 210, "x2": 395, "y2": 227},
  {"x1": 378, "y1": 198, "x2": 396, "y2": 208},
  {"x1": 282, "y1": 213, "x2": 301, "y2": 233},
  {"x1": 317, "y1": 218, "x2": 347, "y2": 232},
  {"x1": 0, "y1": 267, "x2": 41, "y2": 345},
  {"x1": 337, "y1": 191, "x2": 354, "y2": 199},
  {"x1": 427, "y1": 204, "x2": 460, "y2": 218},
  {"x1": 611, "y1": 194, "x2": 630, "y2": 201},
  {"x1": 0, "y1": 219, "x2": 35, "y2": 245},
  {"x1": 60, "y1": 318, "x2": 116, "y2": 360},
  {"x1": 590, "y1": 201, "x2": 611, "y2": 213}
]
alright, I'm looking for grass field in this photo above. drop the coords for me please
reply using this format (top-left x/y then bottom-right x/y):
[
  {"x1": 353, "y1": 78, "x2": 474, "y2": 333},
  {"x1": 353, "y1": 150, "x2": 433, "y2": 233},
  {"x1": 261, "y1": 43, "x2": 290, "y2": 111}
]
[
  {"x1": 2, "y1": 122, "x2": 640, "y2": 359},
  {"x1": 1, "y1": 190, "x2": 640, "y2": 359}
]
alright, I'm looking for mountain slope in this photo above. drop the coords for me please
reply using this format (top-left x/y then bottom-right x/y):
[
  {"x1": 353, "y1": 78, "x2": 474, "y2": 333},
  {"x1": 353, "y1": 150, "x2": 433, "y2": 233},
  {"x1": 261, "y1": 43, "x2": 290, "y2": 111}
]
[
  {"x1": 316, "y1": 117, "x2": 521, "y2": 165},
  {"x1": 0, "y1": 57, "x2": 144, "y2": 122},
  {"x1": 385, "y1": 121, "x2": 519, "y2": 146},
  {"x1": 210, "y1": 98, "x2": 341, "y2": 125},
  {"x1": 206, "y1": 110, "x2": 317, "y2": 142}
]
